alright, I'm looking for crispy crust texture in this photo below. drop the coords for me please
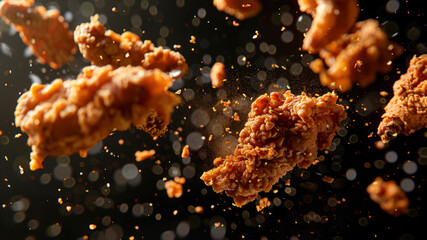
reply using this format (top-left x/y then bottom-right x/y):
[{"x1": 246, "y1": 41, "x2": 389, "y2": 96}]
[
  {"x1": 15, "y1": 65, "x2": 180, "y2": 170},
  {"x1": 213, "y1": 0, "x2": 262, "y2": 20},
  {"x1": 298, "y1": 0, "x2": 359, "y2": 53},
  {"x1": 310, "y1": 19, "x2": 404, "y2": 92},
  {"x1": 201, "y1": 91, "x2": 347, "y2": 207},
  {"x1": 378, "y1": 54, "x2": 427, "y2": 142},
  {"x1": 74, "y1": 15, "x2": 188, "y2": 78},
  {"x1": 0, "y1": 0, "x2": 76, "y2": 69},
  {"x1": 367, "y1": 177, "x2": 409, "y2": 217}
]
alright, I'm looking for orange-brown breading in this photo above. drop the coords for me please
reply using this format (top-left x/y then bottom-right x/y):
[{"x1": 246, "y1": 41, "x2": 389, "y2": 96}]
[
  {"x1": 181, "y1": 145, "x2": 190, "y2": 158},
  {"x1": 256, "y1": 197, "x2": 271, "y2": 212},
  {"x1": 298, "y1": 0, "x2": 359, "y2": 54},
  {"x1": 367, "y1": 177, "x2": 409, "y2": 217},
  {"x1": 201, "y1": 91, "x2": 347, "y2": 207},
  {"x1": 74, "y1": 15, "x2": 188, "y2": 78},
  {"x1": 135, "y1": 150, "x2": 156, "y2": 162},
  {"x1": 310, "y1": 19, "x2": 404, "y2": 92},
  {"x1": 15, "y1": 65, "x2": 180, "y2": 170},
  {"x1": 0, "y1": 0, "x2": 76, "y2": 69},
  {"x1": 213, "y1": 0, "x2": 262, "y2": 20},
  {"x1": 378, "y1": 54, "x2": 427, "y2": 142},
  {"x1": 164, "y1": 177, "x2": 186, "y2": 198},
  {"x1": 211, "y1": 62, "x2": 226, "y2": 88}
]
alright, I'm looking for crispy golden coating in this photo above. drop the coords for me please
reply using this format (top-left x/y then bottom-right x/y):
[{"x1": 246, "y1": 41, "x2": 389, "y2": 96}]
[
  {"x1": 0, "y1": 0, "x2": 76, "y2": 69},
  {"x1": 211, "y1": 62, "x2": 226, "y2": 88},
  {"x1": 378, "y1": 55, "x2": 427, "y2": 142},
  {"x1": 15, "y1": 65, "x2": 180, "y2": 170},
  {"x1": 298, "y1": 0, "x2": 359, "y2": 53},
  {"x1": 213, "y1": 0, "x2": 262, "y2": 20},
  {"x1": 367, "y1": 177, "x2": 409, "y2": 217},
  {"x1": 201, "y1": 91, "x2": 347, "y2": 207},
  {"x1": 310, "y1": 19, "x2": 404, "y2": 92},
  {"x1": 74, "y1": 15, "x2": 188, "y2": 78}
]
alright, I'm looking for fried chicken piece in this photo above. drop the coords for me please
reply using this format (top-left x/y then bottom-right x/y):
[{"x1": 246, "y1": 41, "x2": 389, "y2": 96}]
[
  {"x1": 201, "y1": 91, "x2": 347, "y2": 207},
  {"x1": 15, "y1": 65, "x2": 180, "y2": 170},
  {"x1": 211, "y1": 62, "x2": 226, "y2": 88},
  {"x1": 74, "y1": 15, "x2": 188, "y2": 78},
  {"x1": 298, "y1": 0, "x2": 359, "y2": 53},
  {"x1": 0, "y1": 0, "x2": 76, "y2": 69},
  {"x1": 213, "y1": 0, "x2": 262, "y2": 20},
  {"x1": 378, "y1": 54, "x2": 427, "y2": 142},
  {"x1": 366, "y1": 177, "x2": 409, "y2": 217},
  {"x1": 310, "y1": 19, "x2": 404, "y2": 92}
]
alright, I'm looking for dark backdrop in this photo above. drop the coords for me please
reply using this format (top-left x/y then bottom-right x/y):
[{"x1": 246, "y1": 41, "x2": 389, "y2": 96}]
[{"x1": 0, "y1": 0, "x2": 426, "y2": 239}]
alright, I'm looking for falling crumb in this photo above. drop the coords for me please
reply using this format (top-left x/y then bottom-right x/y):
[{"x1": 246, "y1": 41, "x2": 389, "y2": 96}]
[
  {"x1": 118, "y1": 139, "x2": 124, "y2": 145},
  {"x1": 135, "y1": 150, "x2": 156, "y2": 162},
  {"x1": 211, "y1": 62, "x2": 226, "y2": 88},
  {"x1": 181, "y1": 145, "x2": 190, "y2": 158},
  {"x1": 14, "y1": 133, "x2": 22, "y2": 138},
  {"x1": 233, "y1": 112, "x2": 241, "y2": 121},
  {"x1": 190, "y1": 36, "x2": 196, "y2": 44},
  {"x1": 173, "y1": 210, "x2": 178, "y2": 215},
  {"x1": 165, "y1": 177, "x2": 185, "y2": 198},
  {"x1": 285, "y1": 179, "x2": 291, "y2": 186},
  {"x1": 322, "y1": 176, "x2": 334, "y2": 183},
  {"x1": 374, "y1": 140, "x2": 387, "y2": 150},
  {"x1": 256, "y1": 197, "x2": 271, "y2": 212},
  {"x1": 232, "y1": 21, "x2": 239, "y2": 26},
  {"x1": 174, "y1": 176, "x2": 186, "y2": 185},
  {"x1": 89, "y1": 224, "x2": 97, "y2": 230},
  {"x1": 312, "y1": 160, "x2": 319, "y2": 165},
  {"x1": 112, "y1": 7, "x2": 117, "y2": 12},
  {"x1": 380, "y1": 91, "x2": 388, "y2": 97},
  {"x1": 173, "y1": 45, "x2": 181, "y2": 49},
  {"x1": 19, "y1": 165, "x2": 24, "y2": 174},
  {"x1": 195, "y1": 206, "x2": 204, "y2": 214}
]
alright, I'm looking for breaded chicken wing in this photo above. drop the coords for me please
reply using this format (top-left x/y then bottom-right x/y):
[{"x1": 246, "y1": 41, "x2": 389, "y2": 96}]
[
  {"x1": 0, "y1": 0, "x2": 76, "y2": 69},
  {"x1": 74, "y1": 15, "x2": 188, "y2": 78},
  {"x1": 298, "y1": 0, "x2": 359, "y2": 53},
  {"x1": 310, "y1": 19, "x2": 404, "y2": 92},
  {"x1": 378, "y1": 54, "x2": 427, "y2": 142},
  {"x1": 201, "y1": 91, "x2": 347, "y2": 207},
  {"x1": 15, "y1": 65, "x2": 180, "y2": 170}
]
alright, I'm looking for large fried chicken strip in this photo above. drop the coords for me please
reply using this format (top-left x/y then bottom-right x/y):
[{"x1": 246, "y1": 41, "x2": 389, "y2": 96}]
[
  {"x1": 15, "y1": 65, "x2": 180, "y2": 170},
  {"x1": 298, "y1": 0, "x2": 359, "y2": 53},
  {"x1": 74, "y1": 15, "x2": 188, "y2": 78},
  {"x1": 367, "y1": 177, "x2": 409, "y2": 217},
  {"x1": 0, "y1": 0, "x2": 76, "y2": 69},
  {"x1": 201, "y1": 91, "x2": 347, "y2": 207},
  {"x1": 213, "y1": 0, "x2": 262, "y2": 20},
  {"x1": 378, "y1": 54, "x2": 427, "y2": 142},
  {"x1": 310, "y1": 19, "x2": 404, "y2": 92}
]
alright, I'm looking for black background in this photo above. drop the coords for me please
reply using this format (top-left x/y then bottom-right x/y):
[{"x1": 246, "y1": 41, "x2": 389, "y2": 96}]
[{"x1": 0, "y1": 0, "x2": 426, "y2": 239}]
